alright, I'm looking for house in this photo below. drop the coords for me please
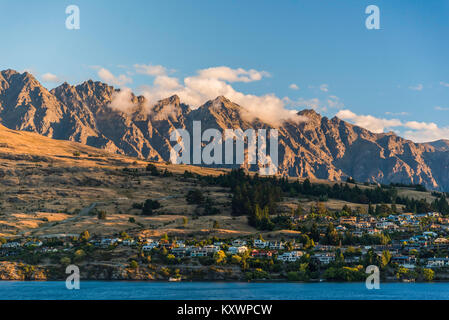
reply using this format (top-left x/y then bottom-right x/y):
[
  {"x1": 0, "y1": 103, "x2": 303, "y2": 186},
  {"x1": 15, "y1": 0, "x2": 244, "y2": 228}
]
[
  {"x1": 428, "y1": 212, "x2": 441, "y2": 218},
  {"x1": 122, "y1": 239, "x2": 136, "y2": 246},
  {"x1": 190, "y1": 248, "x2": 208, "y2": 257},
  {"x1": 313, "y1": 253, "x2": 335, "y2": 264},
  {"x1": 204, "y1": 245, "x2": 220, "y2": 254},
  {"x1": 344, "y1": 256, "x2": 361, "y2": 264},
  {"x1": 2, "y1": 242, "x2": 21, "y2": 248},
  {"x1": 171, "y1": 247, "x2": 188, "y2": 257},
  {"x1": 232, "y1": 240, "x2": 247, "y2": 247},
  {"x1": 339, "y1": 217, "x2": 357, "y2": 225},
  {"x1": 269, "y1": 241, "x2": 284, "y2": 250},
  {"x1": 277, "y1": 251, "x2": 303, "y2": 262},
  {"x1": 250, "y1": 249, "x2": 275, "y2": 259},
  {"x1": 142, "y1": 241, "x2": 159, "y2": 251},
  {"x1": 423, "y1": 231, "x2": 438, "y2": 238},
  {"x1": 434, "y1": 238, "x2": 449, "y2": 244},
  {"x1": 24, "y1": 241, "x2": 43, "y2": 247},
  {"x1": 391, "y1": 256, "x2": 416, "y2": 269},
  {"x1": 228, "y1": 246, "x2": 248, "y2": 255},
  {"x1": 253, "y1": 239, "x2": 268, "y2": 249},
  {"x1": 100, "y1": 238, "x2": 120, "y2": 246},
  {"x1": 426, "y1": 257, "x2": 449, "y2": 268},
  {"x1": 353, "y1": 230, "x2": 363, "y2": 237}
]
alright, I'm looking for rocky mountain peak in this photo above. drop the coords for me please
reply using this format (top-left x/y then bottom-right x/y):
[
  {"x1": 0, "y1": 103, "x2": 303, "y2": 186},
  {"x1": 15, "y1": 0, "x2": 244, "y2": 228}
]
[{"x1": 0, "y1": 69, "x2": 448, "y2": 191}]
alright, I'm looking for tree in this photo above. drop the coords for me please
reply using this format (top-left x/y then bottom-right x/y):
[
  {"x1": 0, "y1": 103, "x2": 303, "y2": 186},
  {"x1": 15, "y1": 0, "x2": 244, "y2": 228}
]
[
  {"x1": 231, "y1": 255, "x2": 242, "y2": 264},
  {"x1": 74, "y1": 249, "x2": 86, "y2": 263},
  {"x1": 79, "y1": 230, "x2": 90, "y2": 242},
  {"x1": 422, "y1": 268, "x2": 434, "y2": 282},
  {"x1": 97, "y1": 210, "x2": 107, "y2": 220},
  {"x1": 129, "y1": 260, "x2": 139, "y2": 269},
  {"x1": 146, "y1": 164, "x2": 160, "y2": 176},
  {"x1": 142, "y1": 199, "x2": 161, "y2": 215},
  {"x1": 212, "y1": 220, "x2": 220, "y2": 229},
  {"x1": 186, "y1": 189, "x2": 205, "y2": 205},
  {"x1": 316, "y1": 202, "x2": 327, "y2": 216},
  {"x1": 342, "y1": 204, "x2": 352, "y2": 215},
  {"x1": 214, "y1": 250, "x2": 227, "y2": 264},
  {"x1": 380, "y1": 250, "x2": 391, "y2": 268},
  {"x1": 60, "y1": 257, "x2": 71, "y2": 266}
]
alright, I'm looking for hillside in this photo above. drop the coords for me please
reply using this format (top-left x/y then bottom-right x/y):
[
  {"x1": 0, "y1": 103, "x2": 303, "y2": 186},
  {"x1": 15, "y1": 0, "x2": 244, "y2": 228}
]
[
  {"x1": 1, "y1": 69, "x2": 449, "y2": 191},
  {"x1": 0, "y1": 123, "x2": 442, "y2": 240}
]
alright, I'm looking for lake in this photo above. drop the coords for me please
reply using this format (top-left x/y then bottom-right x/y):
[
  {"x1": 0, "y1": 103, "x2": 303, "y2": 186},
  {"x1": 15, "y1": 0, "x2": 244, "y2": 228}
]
[{"x1": 0, "y1": 281, "x2": 448, "y2": 300}]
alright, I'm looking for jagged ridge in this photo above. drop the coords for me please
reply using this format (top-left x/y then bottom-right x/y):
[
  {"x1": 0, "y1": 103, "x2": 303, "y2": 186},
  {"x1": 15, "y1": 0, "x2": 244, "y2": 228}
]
[{"x1": 0, "y1": 69, "x2": 448, "y2": 191}]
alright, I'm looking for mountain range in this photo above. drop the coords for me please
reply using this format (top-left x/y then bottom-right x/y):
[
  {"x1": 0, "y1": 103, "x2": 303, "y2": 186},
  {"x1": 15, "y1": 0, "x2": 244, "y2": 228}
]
[{"x1": 1, "y1": 69, "x2": 448, "y2": 191}]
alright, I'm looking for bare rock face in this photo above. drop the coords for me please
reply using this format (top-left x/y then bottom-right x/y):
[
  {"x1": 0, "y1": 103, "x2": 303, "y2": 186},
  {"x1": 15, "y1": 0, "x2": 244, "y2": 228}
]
[{"x1": 0, "y1": 69, "x2": 449, "y2": 191}]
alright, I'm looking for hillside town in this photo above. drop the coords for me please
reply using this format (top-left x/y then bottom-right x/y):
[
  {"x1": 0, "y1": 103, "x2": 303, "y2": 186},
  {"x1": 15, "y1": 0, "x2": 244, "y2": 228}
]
[{"x1": 1, "y1": 209, "x2": 449, "y2": 282}]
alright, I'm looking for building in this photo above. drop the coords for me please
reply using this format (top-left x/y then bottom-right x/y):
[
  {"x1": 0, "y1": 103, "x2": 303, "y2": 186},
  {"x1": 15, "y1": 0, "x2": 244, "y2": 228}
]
[{"x1": 228, "y1": 246, "x2": 248, "y2": 255}]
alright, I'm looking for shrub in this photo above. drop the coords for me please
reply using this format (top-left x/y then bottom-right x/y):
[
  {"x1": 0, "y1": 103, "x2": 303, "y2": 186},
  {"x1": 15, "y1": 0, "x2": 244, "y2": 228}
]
[
  {"x1": 146, "y1": 164, "x2": 160, "y2": 176},
  {"x1": 97, "y1": 211, "x2": 107, "y2": 220},
  {"x1": 186, "y1": 189, "x2": 205, "y2": 205},
  {"x1": 129, "y1": 260, "x2": 139, "y2": 269},
  {"x1": 142, "y1": 199, "x2": 161, "y2": 215}
]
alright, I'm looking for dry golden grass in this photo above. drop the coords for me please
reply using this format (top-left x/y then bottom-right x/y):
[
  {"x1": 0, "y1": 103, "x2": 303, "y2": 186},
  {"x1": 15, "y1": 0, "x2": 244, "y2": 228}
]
[{"x1": 0, "y1": 124, "x2": 437, "y2": 239}]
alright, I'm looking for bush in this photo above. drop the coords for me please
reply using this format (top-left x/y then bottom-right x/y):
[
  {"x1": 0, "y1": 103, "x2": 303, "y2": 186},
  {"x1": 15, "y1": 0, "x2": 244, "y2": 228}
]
[
  {"x1": 146, "y1": 164, "x2": 160, "y2": 176},
  {"x1": 142, "y1": 199, "x2": 161, "y2": 215},
  {"x1": 97, "y1": 211, "x2": 107, "y2": 220},
  {"x1": 60, "y1": 257, "x2": 71, "y2": 266},
  {"x1": 129, "y1": 260, "x2": 139, "y2": 269},
  {"x1": 186, "y1": 189, "x2": 205, "y2": 205}
]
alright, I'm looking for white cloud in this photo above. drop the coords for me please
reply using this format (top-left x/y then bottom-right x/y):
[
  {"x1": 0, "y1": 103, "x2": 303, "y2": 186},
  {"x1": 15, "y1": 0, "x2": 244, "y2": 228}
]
[
  {"x1": 327, "y1": 95, "x2": 344, "y2": 109},
  {"x1": 435, "y1": 106, "x2": 449, "y2": 111},
  {"x1": 196, "y1": 66, "x2": 270, "y2": 83},
  {"x1": 409, "y1": 84, "x2": 423, "y2": 91},
  {"x1": 336, "y1": 110, "x2": 402, "y2": 133},
  {"x1": 134, "y1": 64, "x2": 168, "y2": 76},
  {"x1": 41, "y1": 73, "x2": 61, "y2": 83},
  {"x1": 403, "y1": 121, "x2": 449, "y2": 142},
  {"x1": 385, "y1": 111, "x2": 409, "y2": 116},
  {"x1": 336, "y1": 109, "x2": 449, "y2": 142},
  {"x1": 320, "y1": 84, "x2": 329, "y2": 92},
  {"x1": 108, "y1": 88, "x2": 135, "y2": 112},
  {"x1": 440, "y1": 81, "x2": 449, "y2": 88},
  {"x1": 97, "y1": 68, "x2": 132, "y2": 86},
  {"x1": 138, "y1": 66, "x2": 303, "y2": 126},
  {"x1": 289, "y1": 83, "x2": 299, "y2": 90}
]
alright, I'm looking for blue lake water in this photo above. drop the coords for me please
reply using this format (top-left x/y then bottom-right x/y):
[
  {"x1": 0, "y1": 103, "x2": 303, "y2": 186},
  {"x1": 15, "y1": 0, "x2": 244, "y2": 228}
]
[{"x1": 0, "y1": 281, "x2": 449, "y2": 300}]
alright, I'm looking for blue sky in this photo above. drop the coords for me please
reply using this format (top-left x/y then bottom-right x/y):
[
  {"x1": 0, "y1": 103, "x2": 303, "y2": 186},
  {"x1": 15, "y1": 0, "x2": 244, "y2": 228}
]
[{"x1": 0, "y1": 0, "x2": 448, "y2": 141}]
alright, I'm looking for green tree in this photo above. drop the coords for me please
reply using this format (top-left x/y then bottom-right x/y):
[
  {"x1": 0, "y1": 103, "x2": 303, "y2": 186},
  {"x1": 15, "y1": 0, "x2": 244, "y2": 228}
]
[
  {"x1": 186, "y1": 189, "x2": 205, "y2": 205},
  {"x1": 422, "y1": 268, "x2": 434, "y2": 282},
  {"x1": 380, "y1": 250, "x2": 391, "y2": 268}
]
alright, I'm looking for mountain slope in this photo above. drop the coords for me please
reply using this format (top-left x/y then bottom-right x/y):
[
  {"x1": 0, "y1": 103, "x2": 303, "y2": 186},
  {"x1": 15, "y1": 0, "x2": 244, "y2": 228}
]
[{"x1": 0, "y1": 69, "x2": 448, "y2": 191}]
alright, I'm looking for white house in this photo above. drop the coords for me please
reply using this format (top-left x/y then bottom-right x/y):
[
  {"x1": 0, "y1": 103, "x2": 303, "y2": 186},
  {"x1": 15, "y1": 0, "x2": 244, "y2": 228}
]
[
  {"x1": 254, "y1": 239, "x2": 268, "y2": 249},
  {"x1": 426, "y1": 257, "x2": 449, "y2": 268},
  {"x1": 228, "y1": 246, "x2": 248, "y2": 255}
]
